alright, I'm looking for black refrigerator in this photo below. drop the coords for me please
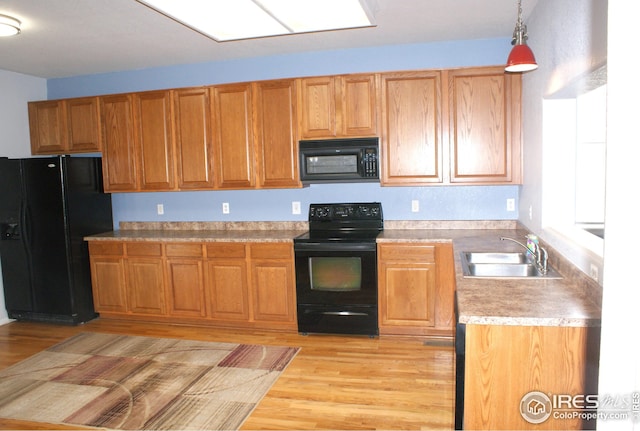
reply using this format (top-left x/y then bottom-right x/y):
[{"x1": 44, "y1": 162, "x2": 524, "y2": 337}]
[{"x1": 0, "y1": 156, "x2": 113, "y2": 324}]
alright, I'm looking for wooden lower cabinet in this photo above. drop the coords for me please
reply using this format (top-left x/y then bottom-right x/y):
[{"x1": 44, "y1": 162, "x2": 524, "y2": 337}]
[
  {"x1": 463, "y1": 324, "x2": 601, "y2": 430},
  {"x1": 205, "y1": 243, "x2": 250, "y2": 321},
  {"x1": 165, "y1": 243, "x2": 206, "y2": 318},
  {"x1": 126, "y1": 257, "x2": 166, "y2": 315},
  {"x1": 88, "y1": 240, "x2": 296, "y2": 331},
  {"x1": 377, "y1": 242, "x2": 455, "y2": 337},
  {"x1": 250, "y1": 243, "x2": 296, "y2": 325}
]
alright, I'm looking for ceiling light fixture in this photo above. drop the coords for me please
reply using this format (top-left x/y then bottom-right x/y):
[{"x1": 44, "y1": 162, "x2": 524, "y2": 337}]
[
  {"x1": 505, "y1": 0, "x2": 537, "y2": 73},
  {"x1": 138, "y1": 0, "x2": 374, "y2": 42},
  {"x1": 0, "y1": 14, "x2": 21, "y2": 37}
]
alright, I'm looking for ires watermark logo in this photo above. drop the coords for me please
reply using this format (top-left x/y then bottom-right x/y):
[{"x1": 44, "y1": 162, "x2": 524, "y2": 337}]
[
  {"x1": 520, "y1": 392, "x2": 552, "y2": 424},
  {"x1": 520, "y1": 391, "x2": 640, "y2": 424}
]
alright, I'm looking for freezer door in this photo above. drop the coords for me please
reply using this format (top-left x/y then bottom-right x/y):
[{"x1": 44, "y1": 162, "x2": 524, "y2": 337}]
[{"x1": 0, "y1": 158, "x2": 33, "y2": 312}]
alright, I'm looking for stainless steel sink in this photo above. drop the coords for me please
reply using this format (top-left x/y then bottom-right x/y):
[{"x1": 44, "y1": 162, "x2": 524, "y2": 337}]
[{"x1": 461, "y1": 252, "x2": 562, "y2": 279}]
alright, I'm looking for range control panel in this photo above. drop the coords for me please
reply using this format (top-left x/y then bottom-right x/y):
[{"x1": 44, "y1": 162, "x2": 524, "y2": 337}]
[{"x1": 308, "y1": 202, "x2": 382, "y2": 222}]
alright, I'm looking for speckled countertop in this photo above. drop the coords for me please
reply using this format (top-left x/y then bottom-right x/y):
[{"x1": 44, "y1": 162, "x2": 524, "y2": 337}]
[
  {"x1": 86, "y1": 220, "x2": 602, "y2": 328},
  {"x1": 85, "y1": 221, "x2": 308, "y2": 243},
  {"x1": 379, "y1": 224, "x2": 602, "y2": 328}
]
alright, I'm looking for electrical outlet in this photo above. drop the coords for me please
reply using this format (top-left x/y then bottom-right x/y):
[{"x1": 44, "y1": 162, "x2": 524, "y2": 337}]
[
  {"x1": 156, "y1": 204, "x2": 164, "y2": 215},
  {"x1": 589, "y1": 263, "x2": 599, "y2": 281},
  {"x1": 506, "y1": 198, "x2": 515, "y2": 212},
  {"x1": 222, "y1": 202, "x2": 230, "y2": 214},
  {"x1": 292, "y1": 201, "x2": 301, "y2": 215},
  {"x1": 411, "y1": 200, "x2": 419, "y2": 213},
  {"x1": 529, "y1": 205, "x2": 533, "y2": 221}
]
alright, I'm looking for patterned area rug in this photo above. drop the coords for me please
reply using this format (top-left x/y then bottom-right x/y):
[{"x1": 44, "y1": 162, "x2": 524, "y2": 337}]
[{"x1": 0, "y1": 332, "x2": 299, "y2": 430}]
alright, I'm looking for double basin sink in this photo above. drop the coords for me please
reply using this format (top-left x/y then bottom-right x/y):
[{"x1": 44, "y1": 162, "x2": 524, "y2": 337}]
[{"x1": 461, "y1": 251, "x2": 562, "y2": 279}]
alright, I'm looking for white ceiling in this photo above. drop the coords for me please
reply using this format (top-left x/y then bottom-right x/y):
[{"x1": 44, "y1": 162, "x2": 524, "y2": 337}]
[{"x1": 0, "y1": 0, "x2": 538, "y2": 79}]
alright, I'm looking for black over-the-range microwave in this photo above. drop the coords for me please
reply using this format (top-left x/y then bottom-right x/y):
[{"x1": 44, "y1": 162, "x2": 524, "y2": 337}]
[{"x1": 298, "y1": 137, "x2": 379, "y2": 183}]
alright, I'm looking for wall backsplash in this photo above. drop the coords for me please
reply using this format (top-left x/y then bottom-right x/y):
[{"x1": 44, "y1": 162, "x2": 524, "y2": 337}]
[{"x1": 109, "y1": 184, "x2": 520, "y2": 229}]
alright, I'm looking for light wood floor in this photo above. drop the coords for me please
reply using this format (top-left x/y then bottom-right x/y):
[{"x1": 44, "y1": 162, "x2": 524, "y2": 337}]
[{"x1": 0, "y1": 319, "x2": 455, "y2": 430}]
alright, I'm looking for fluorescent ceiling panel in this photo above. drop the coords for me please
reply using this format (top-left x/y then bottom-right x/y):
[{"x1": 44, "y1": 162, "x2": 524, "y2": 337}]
[{"x1": 138, "y1": 0, "x2": 374, "y2": 41}]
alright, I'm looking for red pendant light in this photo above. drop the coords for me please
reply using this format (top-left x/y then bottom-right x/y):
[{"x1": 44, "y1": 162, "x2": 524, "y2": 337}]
[{"x1": 505, "y1": 0, "x2": 538, "y2": 73}]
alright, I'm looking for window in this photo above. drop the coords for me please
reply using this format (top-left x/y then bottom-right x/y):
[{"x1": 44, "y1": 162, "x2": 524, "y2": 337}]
[{"x1": 542, "y1": 65, "x2": 606, "y2": 257}]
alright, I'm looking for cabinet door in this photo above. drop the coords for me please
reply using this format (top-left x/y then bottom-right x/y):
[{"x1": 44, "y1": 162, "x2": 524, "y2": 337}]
[
  {"x1": 379, "y1": 259, "x2": 436, "y2": 328},
  {"x1": 126, "y1": 258, "x2": 166, "y2": 315},
  {"x1": 89, "y1": 256, "x2": 127, "y2": 313},
  {"x1": 67, "y1": 97, "x2": 102, "y2": 153},
  {"x1": 250, "y1": 244, "x2": 296, "y2": 324},
  {"x1": 377, "y1": 243, "x2": 456, "y2": 337},
  {"x1": 211, "y1": 83, "x2": 255, "y2": 189},
  {"x1": 339, "y1": 74, "x2": 377, "y2": 136},
  {"x1": 28, "y1": 100, "x2": 67, "y2": 155},
  {"x1": 380, "y1": 71, "x2": 443, "y2": 185},
  {"x1": 448, "y1": 67, "x2": 522, "y2": 183},
  {"x1": 298, "y1": 74, "x2": 377, "y2": 139},
  {"x1": 173, "y1": 87, "x2": 215, "y2": 189},
  {"x1": 298, "y1": 76, "x2": 336, "y2": 138},
  {"x1": 133, "y1": 90, "x2": 175, "y2": 190},
  {"x1": 166, "y1": 258, "x2": 206, "y2": 317},
  {"x1": 100, "y1": 94, "x2": 138, "y2": 191},
  {"x1": 254, "y1": 79, "x2": 300, "y2": 188},
  {"x1": 205, "y1": 244, "x2": 249, "y2": 321}
]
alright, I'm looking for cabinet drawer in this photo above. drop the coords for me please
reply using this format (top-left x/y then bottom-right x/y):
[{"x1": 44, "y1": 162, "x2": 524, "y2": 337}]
[
  {"x1": 89, "y1": 241, "x2": 123, "y2": 256},
  {"x1": 206, "y1": 243, "x2": 246, "y2": 258},
  {"x1": 250, "y1": 243, "x2": 292, "y2": 259},
  {"x1": 126, "y1": 242, "x2": 163, "y2": 257},
  {"x1": 378, "y1": 244, "x2": 436, "y2": 262},
  {"x1": 165, "y1": 243, "x2": 203, "y2": 257}
]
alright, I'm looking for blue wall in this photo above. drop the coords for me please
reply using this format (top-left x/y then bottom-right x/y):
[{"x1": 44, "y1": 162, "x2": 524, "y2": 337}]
[{"x1": 48, "y1": 38, "x2": 520, "y2": 227}]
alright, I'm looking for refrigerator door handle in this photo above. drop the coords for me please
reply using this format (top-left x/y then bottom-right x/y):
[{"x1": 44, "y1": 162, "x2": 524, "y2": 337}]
[{"x1": 20, "y1": 201, "x2": 32, "y2": 246}]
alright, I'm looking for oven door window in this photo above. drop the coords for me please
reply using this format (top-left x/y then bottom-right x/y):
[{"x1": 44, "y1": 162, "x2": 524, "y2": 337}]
[{"x1": 309, "y1": 257, "x2": 361, "y2": 291}]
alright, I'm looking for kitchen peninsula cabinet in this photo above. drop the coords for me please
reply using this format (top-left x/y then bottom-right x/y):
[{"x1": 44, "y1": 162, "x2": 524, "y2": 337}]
[
  {"x1": 173, "y1": 87, "x2": 215, "y2": 189},
  {"x1": 463, "y1": 324, "x2": 600, "y2": 430},
  {"x1": 87, "y1": 239, "x2": 297, "y2": 331},
  {"x1": 211, "y1": 83, "x2": 255, "y2": 189},
  {"x1": 379, "y1": 71, "x2": 444, "y2": 185},
  {"x1": 29, "y1": 97, "x2": 102, "y2": 155},
  {"x1": 298, "y1": 73, "x2": 377, "y2": 139},
  {"x1": 377, "y1": 242, "x2": 455, "y2": 337},
  {"x1": 448, "y1": 66, "x2": 522, "y2": 184}
]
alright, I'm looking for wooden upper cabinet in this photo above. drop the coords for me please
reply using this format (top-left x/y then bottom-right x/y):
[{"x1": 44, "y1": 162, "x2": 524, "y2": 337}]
[
  {"x1": 298, "y1": 74, "x2": 377, "y2": 139},
  {"x1": 253, "y1": 79, "x2": 300, "y2": 188},
  {"x1": 100, "y1": 94, "x2": 138, "y2": 192},
  {"x1": 447, "y1": 67, "x2": 522, "y2": 184},
  {"x1": 173, "y1": 88, "x2": 214, "y2": 190},
  {"x1": 29, "y1": 100, "x2": 67, "y2": 155},
  {"x1": 66, "y1": 97, "x2": 102, "y2": 153},
  {"x1": 211, "y1": 83, "x2": 255, "y2": 189},
  {"x1": 133, "y1": 90, "x2": 175, "y2": 191},
  {"x1": 340, "y1": 74, "x2": 378, "y2": 136},
  {"x1": 29, "y1": 97, "x2": 102, "y2": 155},
  {"x1": 380, "y1": 71, "x2": 443, "y2": 185}
]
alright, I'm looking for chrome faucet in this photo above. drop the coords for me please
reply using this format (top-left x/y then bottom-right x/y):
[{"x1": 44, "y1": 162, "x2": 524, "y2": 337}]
[{"x1": 500, "y1": 236, "x2": 548, "y2": 275}]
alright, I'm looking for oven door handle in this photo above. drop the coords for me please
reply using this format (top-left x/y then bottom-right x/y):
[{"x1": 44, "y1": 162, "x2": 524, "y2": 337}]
[
  {"x1": 321, "y1": 311, "x2": 369, "y2": 316},
  {"x1": 294, "y1": 242, "x2": 377, "y2": 252}
]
